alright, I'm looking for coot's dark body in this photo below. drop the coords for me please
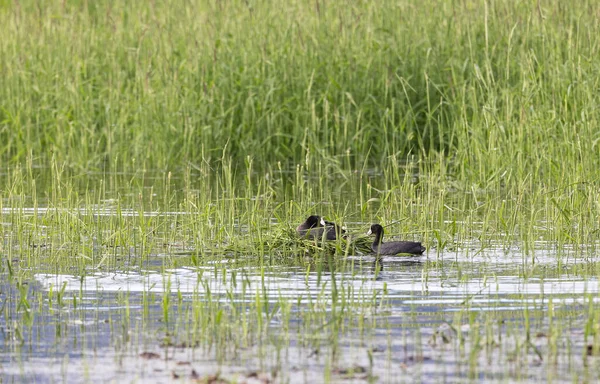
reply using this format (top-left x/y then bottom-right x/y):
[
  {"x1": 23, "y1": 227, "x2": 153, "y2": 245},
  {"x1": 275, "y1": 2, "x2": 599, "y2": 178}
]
[{"x1": 367, "y1": 224, "x2": 425, "y2": 255}]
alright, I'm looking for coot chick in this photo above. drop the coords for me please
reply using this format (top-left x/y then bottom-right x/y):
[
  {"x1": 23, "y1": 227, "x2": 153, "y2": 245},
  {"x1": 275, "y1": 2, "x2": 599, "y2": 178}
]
[
  {"x1": 366, "y1": 224, "x2": 425, "y2": 255},
  {"x1": 296, "y1": 216, "x2": 344, "y2": 240}
]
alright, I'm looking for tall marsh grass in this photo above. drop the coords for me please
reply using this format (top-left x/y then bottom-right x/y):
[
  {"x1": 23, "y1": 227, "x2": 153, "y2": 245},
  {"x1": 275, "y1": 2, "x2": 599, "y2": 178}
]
[{"x1": 1, "y1": 1, "x2": 599, "y2": 183}]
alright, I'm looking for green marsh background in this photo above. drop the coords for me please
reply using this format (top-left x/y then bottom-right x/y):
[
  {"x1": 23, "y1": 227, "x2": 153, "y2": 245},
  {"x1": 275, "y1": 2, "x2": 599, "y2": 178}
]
[{"x1": 2, "y1": 0, "x2": 600, "y2": 382}]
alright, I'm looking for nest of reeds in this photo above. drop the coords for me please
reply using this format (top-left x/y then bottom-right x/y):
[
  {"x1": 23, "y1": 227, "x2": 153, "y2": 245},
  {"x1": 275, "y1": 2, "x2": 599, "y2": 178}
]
[{"x1": 205, "y1": 228, "x2": 373, "y2": 261}]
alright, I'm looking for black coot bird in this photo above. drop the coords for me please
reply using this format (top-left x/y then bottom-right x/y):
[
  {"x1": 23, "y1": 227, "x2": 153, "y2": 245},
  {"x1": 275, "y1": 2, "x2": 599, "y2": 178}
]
[
  {"x1": 296, "y1": 215, "x2": 345, "y2": 240},
  {"x1": 367, "y1": 224, "x2": 425, "y2": 255}
]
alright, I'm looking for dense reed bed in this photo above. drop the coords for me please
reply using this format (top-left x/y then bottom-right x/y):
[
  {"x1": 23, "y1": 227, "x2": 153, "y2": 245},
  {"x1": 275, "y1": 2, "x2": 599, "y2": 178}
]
[{"x1": 1, "y1": 1, "x2": 599, "y2": 181}]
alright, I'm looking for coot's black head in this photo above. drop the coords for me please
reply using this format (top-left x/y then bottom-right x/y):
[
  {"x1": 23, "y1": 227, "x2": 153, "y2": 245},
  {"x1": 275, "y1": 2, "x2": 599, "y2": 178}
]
[
  {"x1": 304, "y1": 215, "x2": 322, "y2": 229},
  {"x1": 367, "y1": 224, "x2": 384, "y2": 236}
]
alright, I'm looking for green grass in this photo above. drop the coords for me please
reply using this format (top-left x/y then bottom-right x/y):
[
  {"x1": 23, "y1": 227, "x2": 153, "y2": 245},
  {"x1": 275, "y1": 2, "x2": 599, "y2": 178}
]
[
  {"x1": 1, "y1": 1, "x2": 599, "y2": 181},
  {"x1": 1, "y1": 0, "x2": 599, "y2": 252}
]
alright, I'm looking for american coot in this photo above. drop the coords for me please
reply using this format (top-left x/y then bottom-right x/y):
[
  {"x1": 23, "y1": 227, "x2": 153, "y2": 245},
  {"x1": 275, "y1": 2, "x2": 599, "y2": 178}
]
[
  {"x1": 296, "y1": 215, "x2": 345, "y2": 240},
  {"x1": 366, "y1": 224, "x2": 425, "y2": 255}
]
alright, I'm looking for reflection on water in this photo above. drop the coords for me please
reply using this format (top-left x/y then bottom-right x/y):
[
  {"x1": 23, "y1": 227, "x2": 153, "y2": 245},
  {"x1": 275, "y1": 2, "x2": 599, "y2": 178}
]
[
  {"x1": 1, "y1": 245, "x2": 599, "y2": 383},
  {"x1": 33, "y1": 258, "x2": 600, "y2": 301}
]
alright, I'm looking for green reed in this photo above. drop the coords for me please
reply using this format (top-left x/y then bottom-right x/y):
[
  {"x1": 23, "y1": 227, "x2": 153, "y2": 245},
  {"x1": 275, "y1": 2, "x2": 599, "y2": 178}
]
[
  {"x1": 1, "y1": 0, "x2": 599, "y2": 254},
  {"x1": 0, "y1": 1, "x2": 598, "y2": 185}
]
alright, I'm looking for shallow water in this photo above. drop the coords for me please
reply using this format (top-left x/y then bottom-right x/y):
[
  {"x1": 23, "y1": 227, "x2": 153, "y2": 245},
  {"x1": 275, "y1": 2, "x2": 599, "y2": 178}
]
[{"x1": 2, "y1": 244, "x2": 599, "y2": 383}]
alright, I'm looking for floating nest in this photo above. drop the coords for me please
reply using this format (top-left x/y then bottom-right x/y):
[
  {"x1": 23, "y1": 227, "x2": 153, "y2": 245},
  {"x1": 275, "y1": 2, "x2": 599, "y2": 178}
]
[
  {"x1": 259, "y1": 228, "x2": 373, "y2": 258},
  {"x1": 204, "y1": 228, "x2": 373, "y2": 261}
]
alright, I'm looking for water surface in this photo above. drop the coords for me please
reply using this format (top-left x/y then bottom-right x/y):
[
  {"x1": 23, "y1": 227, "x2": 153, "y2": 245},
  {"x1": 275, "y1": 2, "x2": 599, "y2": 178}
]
[{"x1": 2, "y1": 244, "x2": 598, "y2": 383}]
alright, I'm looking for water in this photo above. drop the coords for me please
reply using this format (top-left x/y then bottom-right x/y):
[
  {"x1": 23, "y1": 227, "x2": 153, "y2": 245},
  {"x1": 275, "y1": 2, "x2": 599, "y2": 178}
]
[{"x1": 2, "y1": 244, "x2": 599, "y2": 383}]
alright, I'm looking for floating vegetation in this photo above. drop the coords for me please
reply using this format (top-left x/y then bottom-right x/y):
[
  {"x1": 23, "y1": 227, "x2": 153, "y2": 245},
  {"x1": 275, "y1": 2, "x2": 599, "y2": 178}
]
[{"x1": 222, "y1": 228, "x2": 375, "y2": 259}]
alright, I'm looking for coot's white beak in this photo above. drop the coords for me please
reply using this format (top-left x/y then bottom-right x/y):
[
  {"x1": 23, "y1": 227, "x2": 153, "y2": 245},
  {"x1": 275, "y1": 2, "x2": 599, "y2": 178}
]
[
  {"x1": 320, "y1": 218, "x2": 326, "y2": 226},
  {"x1": 366, "y1": 229, "x2": 372, "y2": 235}
]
